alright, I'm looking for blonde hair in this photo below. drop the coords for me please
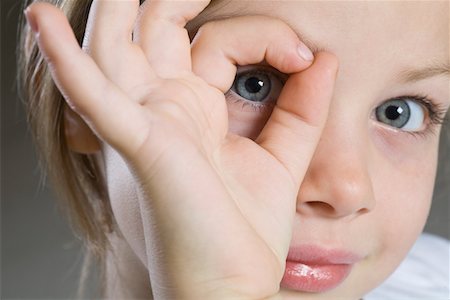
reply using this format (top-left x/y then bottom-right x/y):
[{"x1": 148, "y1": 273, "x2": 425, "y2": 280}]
[
  {"x1": 18, "y1": 0, "x2": 450, "y2": 296},
  {"x1": 19, "y1": 0, "x2": 113, "y2": 295}
]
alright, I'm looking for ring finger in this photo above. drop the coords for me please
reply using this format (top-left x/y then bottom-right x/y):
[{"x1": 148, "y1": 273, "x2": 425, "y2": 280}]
[{"x1": 83, "y1": 0, "x2": 154, "y2": 90}]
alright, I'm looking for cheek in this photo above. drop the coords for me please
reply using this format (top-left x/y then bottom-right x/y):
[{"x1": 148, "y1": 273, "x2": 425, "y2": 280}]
[
  {"x1": 370, "y1": 129, "x2": 438, "y2": 275},
  {"x1": 371, "y1": 124, "x2": 439, "y2": 231},
  {"x1": 103, "y1": 145, "x2": 148, "y2": 267},
  {"x1": 227, "y1": 103, "x2": 272, "y2": 139},
  {"x1": 375, "y1": 163, "x2": 434, "y2": 245},
  {"x1": 371, "y1": 122, "x2": 441, "y2": 164}
]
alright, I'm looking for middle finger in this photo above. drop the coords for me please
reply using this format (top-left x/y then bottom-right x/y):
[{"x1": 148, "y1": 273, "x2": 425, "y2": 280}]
[{"x1": 134, "y1": 0, "x2": 210, "y2": 78}]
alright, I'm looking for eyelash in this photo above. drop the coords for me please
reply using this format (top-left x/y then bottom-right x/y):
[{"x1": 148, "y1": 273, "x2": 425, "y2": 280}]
[
  {"x1": 399, "y1": 94, "x2": 448, "y2": 139},
  {"x1": 226, "y1": 92, "x2": 277, "y2": 113},
  {"x1": 225, "y1": 68, "x2": 448, "y2": 138}
]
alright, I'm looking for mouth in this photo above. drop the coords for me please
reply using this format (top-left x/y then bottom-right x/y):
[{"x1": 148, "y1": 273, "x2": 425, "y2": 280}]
[{"x1": 280, "y1": 245, "x2": 362, "y2": 293}]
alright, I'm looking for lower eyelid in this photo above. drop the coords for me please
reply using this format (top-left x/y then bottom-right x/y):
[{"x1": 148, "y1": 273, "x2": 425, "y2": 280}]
[
  {"x1": 371, "y1": 113, "x2": 440, "y2": 141},
  {"x1": 225, "y1": 91, "x2": 276, "y2": 113}
]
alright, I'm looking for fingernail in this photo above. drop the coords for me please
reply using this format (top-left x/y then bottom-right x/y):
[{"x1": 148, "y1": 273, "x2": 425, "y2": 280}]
[
  {"x1": 24, "y1": 7, "x2": 39, "y2": 33},
  {"x1": 297, "y1": 43, "x2": 314, "y2": 61}
]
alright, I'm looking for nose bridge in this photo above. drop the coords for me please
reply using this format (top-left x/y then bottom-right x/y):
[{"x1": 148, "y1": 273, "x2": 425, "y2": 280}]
[{"x1": 297, "y1": 114, "x2": 375, "y2": 219}]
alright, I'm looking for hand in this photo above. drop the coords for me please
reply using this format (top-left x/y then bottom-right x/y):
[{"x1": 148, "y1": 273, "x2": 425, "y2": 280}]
[{"x1": 26, "y1": 0, "x2": 338, "y2": 298}]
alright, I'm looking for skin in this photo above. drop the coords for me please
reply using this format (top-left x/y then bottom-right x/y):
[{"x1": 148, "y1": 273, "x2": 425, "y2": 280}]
[{"x1": 25, "y1": 0, "x2": 449, "y2": 299}]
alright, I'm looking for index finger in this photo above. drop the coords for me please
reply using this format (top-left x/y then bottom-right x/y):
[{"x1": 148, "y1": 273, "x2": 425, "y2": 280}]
[{"x1": 190, "y1": 15, "x2": 314, "y2": 92}]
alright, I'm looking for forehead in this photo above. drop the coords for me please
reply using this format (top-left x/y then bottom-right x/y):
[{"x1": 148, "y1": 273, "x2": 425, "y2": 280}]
[{"x1": 193, "y1": 0, "x2": 449, "y2": 84}]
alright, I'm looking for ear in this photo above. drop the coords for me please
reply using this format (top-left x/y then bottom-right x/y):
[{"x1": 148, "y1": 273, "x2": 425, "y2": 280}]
[{"x1": 64, "y1": 106, "x2": 101, "y2": 153}]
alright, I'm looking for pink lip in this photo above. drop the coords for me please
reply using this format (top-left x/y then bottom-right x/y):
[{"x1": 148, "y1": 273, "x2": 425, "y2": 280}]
[{"x1": 281, "y1": 245, "x2": 362, "y2": 293}]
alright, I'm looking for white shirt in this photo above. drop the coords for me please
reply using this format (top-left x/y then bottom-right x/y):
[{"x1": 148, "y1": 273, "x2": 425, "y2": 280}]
[{"x1": 365, "y1": 233, "x2": 450, "y2": 300}]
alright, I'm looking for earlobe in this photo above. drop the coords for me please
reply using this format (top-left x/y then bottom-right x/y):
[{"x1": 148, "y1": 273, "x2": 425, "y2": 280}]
[{"x1": 64, "y1": 106, "x2": 101, "y2": 153}]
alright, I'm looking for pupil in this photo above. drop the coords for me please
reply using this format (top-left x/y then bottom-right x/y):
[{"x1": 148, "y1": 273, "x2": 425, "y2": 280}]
[
  {"x1": 385, "y1": 105, "x2": 403, "y2": 120},
  {"x1": 245, "y1": 77, "x2": 264, "y2": 93}
]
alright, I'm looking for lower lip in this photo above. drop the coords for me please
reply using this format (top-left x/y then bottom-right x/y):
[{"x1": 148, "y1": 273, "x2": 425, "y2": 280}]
[{"x1": 281, "y1": 261, "x2": 353, "y2": 292}]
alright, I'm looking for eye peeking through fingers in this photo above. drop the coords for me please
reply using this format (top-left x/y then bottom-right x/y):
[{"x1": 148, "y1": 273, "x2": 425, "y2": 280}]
[
  {"x1": 225, "y1": 65, "x2": 287, "y2": 112},
  {"x1": 374, "y1": 95, "x2": 447, "y2": 137}
]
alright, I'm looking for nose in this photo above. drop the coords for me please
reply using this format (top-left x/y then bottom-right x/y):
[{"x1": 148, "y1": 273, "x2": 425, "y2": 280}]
[{"x1": 297, "y1": 121, "x2": 375, "y2": 219}]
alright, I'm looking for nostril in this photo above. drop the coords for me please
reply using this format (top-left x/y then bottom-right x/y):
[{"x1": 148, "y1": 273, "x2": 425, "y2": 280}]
[
  {"x1": 304, "y1": 201, "x2": 336, "y2": 215},
  {"x1": 300, "y1": 200, "x2": 372, "y2": 219},
  {"x1": 356, "y1": 207, "x2": 371, "y2": 215}
]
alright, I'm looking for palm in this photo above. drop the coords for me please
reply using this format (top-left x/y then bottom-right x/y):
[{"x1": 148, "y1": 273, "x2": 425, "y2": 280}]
[
  {"x1": 78, "y1": 37, "x2": 294, "y2": 290},
  {"x1": 124, "y1": 65, "x2": 294, "y2": 292}
]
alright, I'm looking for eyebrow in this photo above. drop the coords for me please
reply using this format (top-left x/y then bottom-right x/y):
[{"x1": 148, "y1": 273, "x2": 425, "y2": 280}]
[
  {"x1": 190, "y1": 3, "x2": 450, "y2": 84},
  {"x1": 397, "y1": 63, "x2": 450, "y2": 83}
]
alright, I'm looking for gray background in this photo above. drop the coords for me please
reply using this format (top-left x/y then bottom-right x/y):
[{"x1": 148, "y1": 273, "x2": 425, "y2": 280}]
[
  {"x1": 1, "y1": 0, "x2": 449, "y2": 299},
  {"x1": 2, "y1": 1, "x2": 93, "y2": 299}
]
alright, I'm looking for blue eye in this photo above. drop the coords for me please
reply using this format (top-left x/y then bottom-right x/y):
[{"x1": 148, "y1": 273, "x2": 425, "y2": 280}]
[
  {"x1": 229, "y1": 67, "x2": 285, "y2": 106},
  {"x1": 375, "y1": 98, "x2": 425, "y2": 131},
  {"x1": 235, "y1": 72, "x2": 271, "y2": 102}
]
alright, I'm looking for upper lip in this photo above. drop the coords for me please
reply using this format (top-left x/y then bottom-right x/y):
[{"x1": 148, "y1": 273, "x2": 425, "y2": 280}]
[{"x1": 287, "y1": 245, "x2": 362, "y2": 265}]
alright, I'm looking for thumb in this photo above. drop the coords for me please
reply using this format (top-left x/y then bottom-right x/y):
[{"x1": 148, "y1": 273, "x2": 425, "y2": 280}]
[{"x1": 256, "y1": 52, "x2": 339, "y2": 187}]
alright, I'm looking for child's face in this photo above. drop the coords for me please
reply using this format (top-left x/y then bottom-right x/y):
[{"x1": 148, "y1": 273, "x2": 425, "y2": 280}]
[{"x1": 103, "y1": 1, "x2": 449, "y2": 298}]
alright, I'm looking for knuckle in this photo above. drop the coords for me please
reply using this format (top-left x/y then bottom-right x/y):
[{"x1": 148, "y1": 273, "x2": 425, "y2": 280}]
[
  {"x1": 318, "y1": 52, "x2": 340, "y2": 73},
  {"x1": 195, "y1": 19, "x2": 219, "y2": 40}
]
